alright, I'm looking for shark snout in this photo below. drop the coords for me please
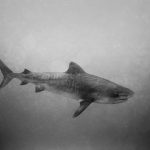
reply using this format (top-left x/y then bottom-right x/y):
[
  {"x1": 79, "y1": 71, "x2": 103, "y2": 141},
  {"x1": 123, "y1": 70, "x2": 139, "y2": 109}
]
[
  {"x1": 127, "y1": 89, "x2": 134, "y2": 98},
  {"x1": 118, "y1": 88, "x2": 134, "y2": 100}
]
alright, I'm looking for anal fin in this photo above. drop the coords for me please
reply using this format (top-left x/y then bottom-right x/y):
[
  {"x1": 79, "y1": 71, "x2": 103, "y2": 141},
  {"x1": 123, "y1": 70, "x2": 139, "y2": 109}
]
[{"x1": 35, "y1": 85, "x2": 45, "y2": 93}]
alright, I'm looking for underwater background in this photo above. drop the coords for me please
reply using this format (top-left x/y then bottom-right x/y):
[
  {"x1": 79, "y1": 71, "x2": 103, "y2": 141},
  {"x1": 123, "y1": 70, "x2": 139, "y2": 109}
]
[{"x1": 0, "y1": 0, "x2": 150, "y2": 149}]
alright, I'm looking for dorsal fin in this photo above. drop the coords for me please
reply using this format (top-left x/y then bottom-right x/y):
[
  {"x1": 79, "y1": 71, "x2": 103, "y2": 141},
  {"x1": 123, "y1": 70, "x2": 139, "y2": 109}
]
[
  {"x1": 22, "y1": 69, "x2": 31, "y2": 74},
  {"x1": 66, "y1": 62, "x2": 85, "y2": 74}
]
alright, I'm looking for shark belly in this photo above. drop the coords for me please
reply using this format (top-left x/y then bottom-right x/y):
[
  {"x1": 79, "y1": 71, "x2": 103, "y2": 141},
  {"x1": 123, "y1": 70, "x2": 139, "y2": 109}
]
[
  {"x1": 45, "y1": 84, "x2": 80, "y2": 100},
  {"x1": 39, "y1": 82, "x2": 80, "y2": 100},
  {"x1": 33, "y1": 73, "x2": 80, "y2": 100}
]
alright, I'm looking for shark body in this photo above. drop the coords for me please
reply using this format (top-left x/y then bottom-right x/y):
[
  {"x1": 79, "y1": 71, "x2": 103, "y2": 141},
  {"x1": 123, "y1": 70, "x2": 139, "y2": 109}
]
[{"x1": 0, "y1": 59, "x2": 134, "y2": 117}]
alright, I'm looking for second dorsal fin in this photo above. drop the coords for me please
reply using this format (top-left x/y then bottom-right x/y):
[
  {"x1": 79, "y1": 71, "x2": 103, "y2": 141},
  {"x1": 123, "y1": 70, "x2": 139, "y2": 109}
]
[
  {"x1": 20, "y1": 80, "x2": 28, "y2": 85},
  {"x1": 66, "y1": 62, "x2": 85, "y2": 74},
  {"x1": 22, "y1": 69, "x2": 31, "y2": 74}
]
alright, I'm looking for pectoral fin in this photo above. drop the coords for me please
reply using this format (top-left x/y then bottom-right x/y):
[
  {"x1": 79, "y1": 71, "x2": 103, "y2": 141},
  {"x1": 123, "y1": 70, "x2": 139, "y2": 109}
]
[
  {"x1": 35, "y1": 85, "x2": 45, "y2": 93},
  {"x1": 73, "y1": 100, "x2": 93, "y2": 118}
]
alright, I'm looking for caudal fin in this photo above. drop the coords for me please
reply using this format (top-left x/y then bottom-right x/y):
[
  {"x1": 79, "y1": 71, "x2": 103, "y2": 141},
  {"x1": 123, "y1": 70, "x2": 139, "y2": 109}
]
[{"x1": 0, "y1": 59, "x2": 13, "y2": 89}]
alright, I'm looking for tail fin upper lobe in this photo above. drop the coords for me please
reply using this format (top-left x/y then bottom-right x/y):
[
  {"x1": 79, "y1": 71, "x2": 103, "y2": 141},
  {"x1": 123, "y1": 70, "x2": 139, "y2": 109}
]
[{"x1": 0, "y1": 59, "x2": 13, "y2": 88}]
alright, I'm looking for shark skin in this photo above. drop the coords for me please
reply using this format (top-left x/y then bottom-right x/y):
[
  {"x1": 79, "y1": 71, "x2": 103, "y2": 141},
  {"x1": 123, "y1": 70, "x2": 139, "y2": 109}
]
[{"x1": 0, "y1": 59, "x2": 134, "y2": 118}]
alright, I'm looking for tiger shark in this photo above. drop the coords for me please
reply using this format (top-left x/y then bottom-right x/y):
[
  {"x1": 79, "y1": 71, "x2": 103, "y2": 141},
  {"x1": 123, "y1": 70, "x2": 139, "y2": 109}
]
[{"x1": 0, "y1": 59, "x2": 134, "y2": 118}]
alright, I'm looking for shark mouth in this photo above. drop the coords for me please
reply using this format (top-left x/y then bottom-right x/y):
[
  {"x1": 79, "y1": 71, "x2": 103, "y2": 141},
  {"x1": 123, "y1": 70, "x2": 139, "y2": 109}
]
[
  {"x1": 108, "y1": 96, "x2": 128, "y2": 104},
  {"x1": 111, "y1": 99, "x2": 128, "y2": 104},
  {"x1": 96, "y1": 97, "x2": 128, "y2": 104},
  {"x1": 119, "y1": 97, "x2": 128, "y2": 100}
]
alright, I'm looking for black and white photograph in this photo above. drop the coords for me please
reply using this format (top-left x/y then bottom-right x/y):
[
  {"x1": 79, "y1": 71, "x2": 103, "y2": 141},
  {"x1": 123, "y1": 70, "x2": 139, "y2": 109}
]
[{"x1": 0, "y1": 0, "x2": 150, "y2": 150}]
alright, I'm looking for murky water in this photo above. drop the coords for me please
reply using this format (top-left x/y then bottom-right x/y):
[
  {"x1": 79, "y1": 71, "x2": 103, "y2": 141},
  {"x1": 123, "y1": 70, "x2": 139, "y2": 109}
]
[{"x1": 0, "y1": 0, "x2": 150, "y2": 149}]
